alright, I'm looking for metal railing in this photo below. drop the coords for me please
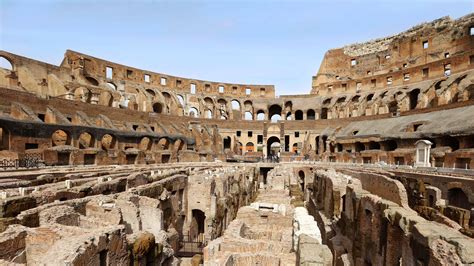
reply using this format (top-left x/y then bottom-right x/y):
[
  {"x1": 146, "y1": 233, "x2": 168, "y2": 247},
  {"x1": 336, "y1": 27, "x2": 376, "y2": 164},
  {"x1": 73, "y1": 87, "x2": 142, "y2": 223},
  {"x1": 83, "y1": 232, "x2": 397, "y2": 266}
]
[
  {"x1": 0, "y1": 153, "x2": 44, "y2": 170},
  {"x1": 176, "y1": 233, "x2": 206, "y2": 257}
]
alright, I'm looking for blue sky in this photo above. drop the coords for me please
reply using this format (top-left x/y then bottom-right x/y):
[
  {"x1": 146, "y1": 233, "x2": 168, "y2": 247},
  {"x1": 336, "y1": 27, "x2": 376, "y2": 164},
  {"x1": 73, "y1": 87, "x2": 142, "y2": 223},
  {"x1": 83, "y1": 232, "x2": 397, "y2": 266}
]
[{"x1": 0, "y1": 0, "x2": 472, "y2": 95}]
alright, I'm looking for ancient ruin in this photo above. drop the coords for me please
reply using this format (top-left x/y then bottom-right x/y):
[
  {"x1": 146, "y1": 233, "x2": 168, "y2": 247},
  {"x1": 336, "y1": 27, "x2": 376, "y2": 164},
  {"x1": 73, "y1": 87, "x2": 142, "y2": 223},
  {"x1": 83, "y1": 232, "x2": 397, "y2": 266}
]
[{"x1": 0, "y1": 13, "x2": 473, "y2": 265}]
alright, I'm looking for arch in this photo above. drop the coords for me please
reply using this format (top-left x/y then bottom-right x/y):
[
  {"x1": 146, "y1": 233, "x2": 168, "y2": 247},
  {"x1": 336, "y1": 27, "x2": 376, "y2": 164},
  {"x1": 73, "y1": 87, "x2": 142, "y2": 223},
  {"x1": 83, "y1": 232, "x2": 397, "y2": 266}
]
[
  {"x1": 231, "y1": 100, "x2": 241, "y2": 110},
  {"x1": 101, "y1": 134, "x2": 116, "y2": 150},
  {"x1": 204, "y1": 97, "x2": 214, "y2": 107},
  {"x1": 322, "y1": 136, "x2": 328, "y2": 152},
  {"x1": 244, "y1": 111, "x2": 253, "y2": 120},
  {"x1": 295, "y1": 110, "x2": 303, "y2": 120},
  {"x1": 74, "y1": 87, "x2": 91, "y2": 103},
  {"x1": 322, "y1": 98, "x2": 332, "y2": 105},
  {"x1": 236, "y1": 141, "x2": 243, "y2": 155},
  {"x1": 245, "y1": 142, "x2": 254, "y2": 152},
  {"x1": 85, "y1": 76, "x2": 99, "y2": 86},
  {"x1": 286, "y1": 112, "x2": 292, "y2": 120},
  {"x1": 447, "y1": 188, "x2": 470, "y2": 209},
  {"x1": 157, "y1": 138, "x2": 170, "y2": 150},
  {"x1": 270, "y1": 114, "x2": 282, "y2": 122},
  {"x1": 243, "y1": 100, "x2": 253, "y2": 110},
  {"x1": 205, "y1": 109, "x2": 213, "y2": 119},
  {"x1": 352, "y1": 95, "x2": 361, "y2": 103},
  {"x1": 408, "y1": 89, "x2": 420, "y2": 110},
  {"x1": 173, "y1": 139, "x2": 186, "y2": 152},
  {"x1": 256, "y1": 110, "x2": 265, "y2": 120},
  {"x1": 284, "y1": 101, "x2": 293, "y2": 111},
  {"x1": 177, "y1": 95, "x2": 185, "y2": 106},
  {"x1": 52, "y1": 129, "x2": 70, "y2": 146},
  {"x1": 188, "y1": 107, "x2": 199, "y2": 117},
  {"x1": 78, "y1": 132, "x2": 95, "y2": 149},
  {"x1": 298, "y1": 170, "x2": 305, "y2": 191},
  {"x1": 146, "y1": 89, "x2": 156, "y2": 97},
  {"x1": 388, "y1": 101, "x2": 399, "y2": 113},
  {"x1": 382, "y1": 140, "x2": 397, "y2": 151},
  {"x1": 139, "y1": 137, "x2": 152, "y2": 151},
  {"x1": 336, "y1": 97, "x2": 346, "y2": 104},
  {"x1": 0, "y1": 127, "x2": 9, "y2": 151},
  {"x1": 267, "y1": 136, "x2": 281, "y2": 157},
  {"x1": 153, "y1": 102, "x2": 163, "y2": 113},
  {"x1": 268, "y1": 104, "x2": 282, "y2": 120},
  {"x1": 307, "y1": 109, "x2": 315, "y2": 120},
  {"x1": 437, "y1": 136, "x2": 459, "y2": 151},
  {"x1": 292, "y1": 143, "x2": 299, "y2": 153},
  {"x1": 106, "y1": 82, "x2": 117, "y2": 90},
  {"x1": 0, "y1": 56, "x2": 13, "y2": 70},
  {"x1": 315, "y1": 136, "x2": 320, "y2": 154},
  {"x1": 320, "y1": 108, "x2": 328, "y2": 119},
  {"x1": 355, "y1": 142, "x2": 365, "y2": 152},
  {"x1": 223, "y1": 136, "x2": 231, "y2": 150},
  {"x1": 190, "y1": 209, "x2": 206, "y2": 242},
  {"x1": 366, "y1": 93, "x2": 374, "y2": 101},
  {"x1": 368, "y1": 141, "x2": 380, "y2": 150},
  {"x1": 99, "y1": 91, "x2": 114, "y2": 107}
]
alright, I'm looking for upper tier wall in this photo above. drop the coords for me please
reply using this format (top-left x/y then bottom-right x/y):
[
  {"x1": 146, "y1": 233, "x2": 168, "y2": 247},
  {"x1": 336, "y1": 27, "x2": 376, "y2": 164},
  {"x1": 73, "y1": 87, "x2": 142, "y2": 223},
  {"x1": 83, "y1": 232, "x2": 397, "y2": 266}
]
[
  {"x1": 62, "y1": 50, "x2": 275, "y2": 98},
  {"x1": 311, "y1": 14, "x2": 474, "y2": 96}
]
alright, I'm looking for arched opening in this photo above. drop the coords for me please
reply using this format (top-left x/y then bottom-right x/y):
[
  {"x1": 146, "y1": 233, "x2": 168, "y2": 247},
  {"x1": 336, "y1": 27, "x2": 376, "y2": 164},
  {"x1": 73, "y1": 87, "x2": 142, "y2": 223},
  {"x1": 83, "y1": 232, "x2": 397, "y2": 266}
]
[
  {"x1": 244, "y1": 111, "x2": 253, "y2": 120},
  {"x1": 366, "y1": 93, "x2": 374, "y2": 102},
  {"x1": 256, "y1": 110, "x2": 265, "y2": 120},
  {"x1": 270, "y1": 114, "x2": 282, "y2": 122},
  {"x1": 188, "y1": 107, "x2": 199, "y2": 117},
  {"x1": 78, "y1": 132, "x2": 94, "y2": 149},
  {"x1": 0, "y1": 56, "x2": 13, "y2": 70},
  {"x1": 352, "y1": 95, "x2": 360, "y2": 103},
  {"x1": 106, "y1": 82, "x2": 117, "y2": 90},
  {"x1": 223, "y1": 136, "x2": 231, "y2": 151},
  {"x1": 100, "y1": 134, "x2": 116, "y2": 150},
  {"x1": 139, "y1": 137, "x2": 152, "y2": 151},
  {"x1": 437, "y1": 136, "x2": 459, "y2": 151},
  {"x1": 295, "y1": 110, "x2": 303, "y2": 120},
  {"x1": 322, "y1": 136, "x2": 328, "y2": 152},
  {"x1": 315, "y1": 136, "x2": 320, "y2": 154},
  {"x1": 236, "y1": 142, "x2": 243, "y2": 155},
  {"x1": 157, "y1": 138, "x2": 170, "y2": 150},
  {"x1": 322, "y1": 98, "x2": 331, "y2": 105},
  {"x1": 388, "y1": 101, "x2": 398, "y2": 113},
  {"x1": 408, "y1": 89, "x2": 420, "y2": 110},
  {"x1": 447, "y1": 188, "x2": 470, "y2": 209},
  {"x1": 245, "y1": 142, "x2": 254, "y2": 152},
  {"x1": 190, "y1": 209, "x2": 206, "y2": 242},
  {"x1": 85, "y1": 76, "x2": 99, "y2": 86},
  {"x1": 153, "y1": 102, "x2": 163, "y2": 113},
  {"x1": 307, "y1": 109, "x2": 315, "y2": 120},
  {"x1": 321, "y1": 108, "x2": 328, "y2": 119},
  {"x1": 177, "y1": 95, "x2": 185, "y2": 106},
  {"x1": 267, "y1": 136, "x2": 281, "y2": 158},
  {"x1": 74, "y1": 87, "x2": 91, "y2": 103},
  {"x1": 0, "y1": 127, "x2": 9, "y2": 151},
  {"x1": 146, "y1": 89, "x2": 156, "y2": 97},
  {"x1": 205, "y1": 109, "x2": 213, "y2": 119},
  {"x1": 355, "y1": 142, "x2": 365, "y2": 152},
  {"x1": 101, "y1": 134, "x2": 116, "y2": 150},
  {"x1": 466, "y1": 85, "x2": 474, "y2": 100},
  {"x1": 52, "y1": 130, "x2": 70, "y2": 146},
  {"x1": 286, "y1": 112, "x2": 292, "y2": 120},
  {"x1": 298, "y1": 170, "x2": 305, "y2": 191},
  {"x1": 231, "y1": 100, "x2": 241, "y2": 110},
  {"x1": 292, "y1": 143, "x2": 299, "y2": 154},
  {"x1": 382, "y1": 140, "x2": 397, "y2": 151},
  {"x1": 268, "y1": 105, "x2": 282, "y2": 121},
  {"x1": 368, "y1": 141, "x2": 380, "y2": 150}
]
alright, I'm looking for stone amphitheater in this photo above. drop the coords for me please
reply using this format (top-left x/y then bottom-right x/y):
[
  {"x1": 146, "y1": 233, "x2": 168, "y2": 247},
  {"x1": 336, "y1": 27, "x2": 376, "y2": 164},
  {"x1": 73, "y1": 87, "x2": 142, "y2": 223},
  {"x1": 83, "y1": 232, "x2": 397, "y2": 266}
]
[{"x1": 0, "y1": 13, "x2": 473, "y2": 266}]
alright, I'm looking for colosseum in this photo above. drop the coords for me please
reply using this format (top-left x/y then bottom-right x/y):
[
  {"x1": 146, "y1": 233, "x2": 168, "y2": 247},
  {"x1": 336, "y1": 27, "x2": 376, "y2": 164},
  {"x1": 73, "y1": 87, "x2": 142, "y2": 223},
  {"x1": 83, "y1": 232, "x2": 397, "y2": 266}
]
[{"x1": 0, "y1": 13, "x2": 473, "y2": 265}]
